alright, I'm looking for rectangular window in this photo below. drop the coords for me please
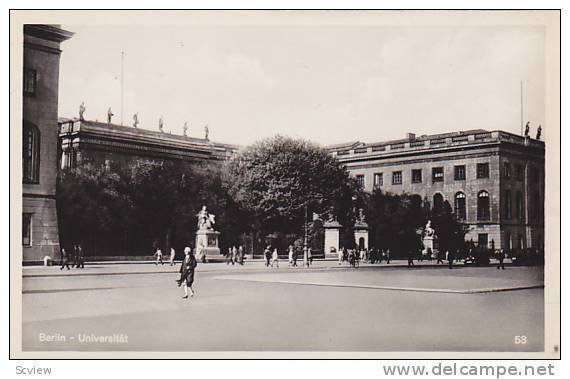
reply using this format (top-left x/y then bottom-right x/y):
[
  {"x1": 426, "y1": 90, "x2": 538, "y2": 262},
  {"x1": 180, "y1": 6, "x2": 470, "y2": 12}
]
[
  {"x1": 477, "y1": 163, "x2": 489, "y2": 179},
  {"x1": 22, "y1": 213, "x2": 32, "y2": 246},
  {"x1": 23, "y1": 68, "x2": 37, "y2": 96},
  {"x1": 432, "y1": 167, "x2": 444, "y2": 183},
  {"x1": 373, "y1": 173, "x2": 383, "y2": 187},
  {"x1": 355, "y1": 174, "x2": 365, "y2": 188},
  {"x1": 515, "y1": 164, "x2": 524, "y2": 181},
  {"x1": 392, "y1": 171, "x2": 402, "y2": 185},
  {"x1": 454, "y1": 165, "x2": 466, "y2": 181},
  {"x1": 504, "y1": 162, "x2": 511, "y2": 179},
  {"x1": 411, "y1": 169, "x2": 422, "y2": 184}
]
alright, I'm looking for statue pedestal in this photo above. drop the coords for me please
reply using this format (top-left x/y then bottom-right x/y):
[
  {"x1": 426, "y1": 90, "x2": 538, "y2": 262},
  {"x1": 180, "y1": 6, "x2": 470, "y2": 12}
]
[
  {"x1": 195, "y1": 229, "x2": 221, "y2": 263},
  {"x1": 324, "y1": 220, "x2": 342, "y2": 259}
]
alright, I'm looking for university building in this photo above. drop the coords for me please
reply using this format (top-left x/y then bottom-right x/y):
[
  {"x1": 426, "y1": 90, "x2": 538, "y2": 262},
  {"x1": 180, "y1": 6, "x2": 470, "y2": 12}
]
[
  {"x1": 22, "y1": 25, "x2": 73, "y2": 263},
  {"x1": 57, "y1": 118, "x2": 238, "y2": 171},
  {"x1": 329, "y1": 129, "x2": 545, "y2": 250}
]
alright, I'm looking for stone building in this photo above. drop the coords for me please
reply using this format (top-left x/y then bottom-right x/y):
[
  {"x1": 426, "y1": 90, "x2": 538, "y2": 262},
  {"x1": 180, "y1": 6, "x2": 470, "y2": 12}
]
[
  {"x1": 22, "y1": 25, "x2": 73, "y2": 263},
  {"x1": 329, "y1": 129, "x2": 545, "y2": 250},
  {"x1": 58, "y1": 118, "x2": 238, "y2": 171}
]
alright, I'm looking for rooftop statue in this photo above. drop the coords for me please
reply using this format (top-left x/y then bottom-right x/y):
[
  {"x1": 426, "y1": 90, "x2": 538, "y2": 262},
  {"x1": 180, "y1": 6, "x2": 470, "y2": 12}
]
[
  {"x1": 133, "y1": 112, "x2": 139, "y2": 128},
  {"x1": 524, "y1": 121, "x2": 530, "y2": 137},
  {"x1": 159, "y1": 116, "x2": 164, "y2": 132},
  {"x1": 183, "y1": 121, "x2": 188, "y2": 136},
  {"x1": 536, "y1": 125, "x2": 542, "y2": 140},
  {"x1": 107, "y1": 107, "x2": 114, "y2": 124},
  {"x1": 79, "y1": 102, "x2": 86, "y2": 121},
  {"x1": 204, "y1": 125, "x2": 209, "y2": 140}
]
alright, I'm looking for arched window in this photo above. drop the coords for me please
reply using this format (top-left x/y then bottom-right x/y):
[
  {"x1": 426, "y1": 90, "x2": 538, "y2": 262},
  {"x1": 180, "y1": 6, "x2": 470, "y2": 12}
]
[
  {"x1": 454, "y1": 192, "x2": 466, "y2": 221},
  {"x1": 504, "y1": 190, "x2": 512, "y2": 220},
  {"x1": 516, "y1": 191, "x2": 524, "y2": 220},
  {"x1": 433, "y1": 193, "x2": 444, "y2": 211},
  {"x1": 477, "y1": 190, "x2": 490, "y2": 221},
  {"x1": 22, "y1": 121, "x2": 40, "y2": 183}
]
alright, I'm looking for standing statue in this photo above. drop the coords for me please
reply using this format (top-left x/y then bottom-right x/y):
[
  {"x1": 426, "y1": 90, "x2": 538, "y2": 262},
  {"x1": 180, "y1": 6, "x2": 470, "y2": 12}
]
[
  {"x1": 107, "y1": 107, "x2": 114, "y2": 124},
  {"x1": 524, "y1": 121, "x2": 530, "y2": 137},
  {"x1": 159, "y1": 116, "x2": 164, "y2": 132},
  {"x1": 183, "y1": 121, "x2": 188, "y2": 136},
  {"x1": 79, "y1": 102, "x2": 86, "y2": 121},
  {"x1": 536, "y1": 124, "x2": 542, "y2": 140},
  {"x1": 204, "y1": 124, "x2": 209, "y2": 140},
  {"x1": 133, "y1": 112, "x2": 139, "y2": 128}
]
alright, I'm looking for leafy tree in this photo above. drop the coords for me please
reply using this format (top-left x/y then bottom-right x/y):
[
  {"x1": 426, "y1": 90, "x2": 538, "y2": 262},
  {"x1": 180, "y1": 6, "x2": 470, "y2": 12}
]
[{"x1": 223, "y1": 135, "x2": 358, "y2": 252}]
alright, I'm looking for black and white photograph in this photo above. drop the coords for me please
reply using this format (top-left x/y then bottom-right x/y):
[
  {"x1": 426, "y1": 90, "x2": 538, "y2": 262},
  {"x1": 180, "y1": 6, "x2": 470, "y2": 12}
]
[{"x1": 9, "y1": 9, "x2": 560, "y2": 359}]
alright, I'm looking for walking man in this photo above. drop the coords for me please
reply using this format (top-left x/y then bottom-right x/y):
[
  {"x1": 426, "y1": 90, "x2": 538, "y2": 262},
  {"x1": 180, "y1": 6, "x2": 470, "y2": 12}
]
[
  {"x1": 264, "y1": 246, "x2": 271, "y2": 267},
  {"x1": 238, "y1": 245, "x2": 244, "y2": 265},
  {"x1": 497, "y1": 248, "x2": 506, "y2": 270},
  {"x1": 169, "y1": 247, "x2": 176, "y2": 266},
  {"x1": 288, "y1": 245, "x2": 294, "y2": 267},
  {"x1": 177, "y1": 247, "x2": 197, "y2": 299},
  {"x1": 60, "y1": 247, "x2": 70, "y2": 270},
  {"x1": 76, "y1": 244, "x2": 85, "y2": 269},
  {"x1": 436, "y1": 249, "x2": 444, "y2": 264},
  {"x1": 154, "y1": 247, "x2": 163, "y2": 265},
  {"x1": 271, "y1": 248, "x2": 279, "y2": 268}
]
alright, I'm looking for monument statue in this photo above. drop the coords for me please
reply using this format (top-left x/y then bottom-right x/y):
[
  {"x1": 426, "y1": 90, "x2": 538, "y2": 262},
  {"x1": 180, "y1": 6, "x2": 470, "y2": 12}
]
[
  {"x1": 183, "y1": 121, "x2": 188, "y2": 136},
  {"x1": 197, "y1": 205, "x2": 215, "y2": 230},
  {"x1": 424, "y1": 220, "x2": 435, "y2": 238},
  {"x1": 133, "y1": 112, "x2": 139, "y2": 128},
  {"x1": 79, "y1": 102, "x2": 86, "y2": 121},
  {"x1": 159, "y1": 116, "x2": 164, "y2": 132},
  {"x1": 536, "y1": 125, "x2": 542, "y2": 140},
  {"x1": 524, "y1": 121, "x2": 530, "y2": 137},
  {"x1": 107, "y1": 107, "x2": 114, "y2": 124},
  {"x1": 204, "y1": 124, "x2": 209, "y2": 140}
]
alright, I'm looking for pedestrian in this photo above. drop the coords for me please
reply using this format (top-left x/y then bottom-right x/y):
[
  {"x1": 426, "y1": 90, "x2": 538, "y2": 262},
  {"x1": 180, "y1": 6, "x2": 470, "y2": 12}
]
[
  {"x1": 76, "y1": 244, "x2": 85, "y2": 269},
  {"x1": 497, "y1": 248, "x2": 506, "y2": 270},
  {"x1": 72, "y1": 244, "x2": 80, "y2": 268},
  {"x1": 271, "y1": 248, "x2": 279, "y2": 268},
  {"x1": 169, "y1": 247, "x2": 176, "y2": 266},
  {"x1": 231, "y1": 246, "x2": 237, "y2": 265},
  {"x1": 386, "y1": 248, "x2": 391, "y2": 264},
  {"x1": 154, "y1": 247, "x2": 163, "y2": 265},
  {"x1": 407, "y1": 250, "x2": 415, "y2": 268},
  {"x1": 448, "y1": 249, "x2": 455, "y2": 269},
  {"x1": 238, "y1": 245, "x2": 244, "y2": 265},
  {"x1": 288, "y1": 245, "x2": 294, "y2": 267},
  {"x1": 60, "y1": 247, "x2": 70, "y2": 270},
  {"x1": 307, "y1": 247, "x2": 312, "y2": 266},
  {"x1": 264, "y1": 246, "x2": 272, "y2": 267},
  {"x1": 292, "y1": 247, "x2": 298, "y2": 267},
  {"x1": 436, "y1": 249, "x2": 444, "y2": 264},
  {"x1": 177, "y1": 247, "x2": 197, "y2": 299}
]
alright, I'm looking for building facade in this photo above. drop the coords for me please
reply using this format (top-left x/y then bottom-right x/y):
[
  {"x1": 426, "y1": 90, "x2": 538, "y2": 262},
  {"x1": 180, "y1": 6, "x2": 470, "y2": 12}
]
[
  {"x1": 329, "y1": 129, "x2": 545, "y2": 250},
  {"x1": 22, "y1": 25, "x2": 73, "y2": 263},
  {"x1": 58, "y1": 118, "x2": 238, "y2": 171}
]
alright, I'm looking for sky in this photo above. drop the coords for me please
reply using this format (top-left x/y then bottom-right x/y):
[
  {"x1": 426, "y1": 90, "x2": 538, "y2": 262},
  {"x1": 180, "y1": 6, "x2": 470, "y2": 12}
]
[{"x1": 58, "y1": 15, "x2": 545, "y2": 146}]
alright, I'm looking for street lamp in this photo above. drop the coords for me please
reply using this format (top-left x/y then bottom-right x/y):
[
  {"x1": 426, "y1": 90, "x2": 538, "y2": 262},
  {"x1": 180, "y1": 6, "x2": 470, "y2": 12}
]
[{"x1": 303, "y1": 201, "x2": 309, "y2": 268}]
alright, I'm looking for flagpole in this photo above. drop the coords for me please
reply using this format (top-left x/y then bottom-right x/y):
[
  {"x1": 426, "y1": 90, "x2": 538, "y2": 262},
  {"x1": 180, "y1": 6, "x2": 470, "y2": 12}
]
[{"x1": 121, "y1": 51, "x2": 124, "y2": 126}]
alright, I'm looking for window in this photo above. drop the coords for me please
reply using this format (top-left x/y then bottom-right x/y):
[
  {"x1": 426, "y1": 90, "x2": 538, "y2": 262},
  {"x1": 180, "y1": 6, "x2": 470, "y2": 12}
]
[
  {"x1": 477, "y1": 190, "x2": 490, "y2": 221},
  {"x1": 23, "y1": 68, "x2": 37, "y2": 96},
  {"x1": 504, "y1": 231, "x2": 512, "y2": 250},
  {"x1": 455, "y1": 192, "x2": 466, "y2": 220},
  {"x1": 392, "y1": 171, "x2": 402, "y2": 185},
  {"x1": 504, "y1": 162, "x2": 511, "y2": 179},
  {"x1": 432, "y1": 167, "x2": 444, "y2": 183},
  {"x1": 454, "y1": 165, "x2": 466, "y2": 181},
  {"x1": 355, "y1": 174, "x2": 365, "y2": 188},
  {"x1": 477, "y1": 163, "x2": 489, "y2": 179},
  {"x1": 516, "y1": 191, "x2": 524, "y2": 220},
  {"x1": 22, "y1": 213, "x2": 32, "y2": 246},
  {"x1": 411, "y1": 169, "x2": 422, "y2": 183},
  {"x1": 515, "y1": 165, "x2": 524, "y2": 181},
  {"x1": 22, "y1": 122, "x2": 40, "y2": 183},
  {"x1": 504, "y1": 190, "x2": 512, "y2": 220},
  {"x1": 478, "y1": 234, "x2": 488, "y2": 248},
  {"x1": 373, "y1": 173, "x2": 383, "y2": 187}
]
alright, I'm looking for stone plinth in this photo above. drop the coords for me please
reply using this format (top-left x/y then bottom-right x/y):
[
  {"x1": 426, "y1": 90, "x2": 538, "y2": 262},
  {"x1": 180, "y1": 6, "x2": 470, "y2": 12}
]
[
  {"x1": 354, "y1": 221, "x2": 369, "y2": 251},
  {"x1": 195, "y1": 229, "x2": 221, "y2": 263},
  {"x1": 423, "y1": 236, "x2": 434, "y2": 252},
  {"x1": 324, "y1": 220, "x2": 342, "y2": 259}
]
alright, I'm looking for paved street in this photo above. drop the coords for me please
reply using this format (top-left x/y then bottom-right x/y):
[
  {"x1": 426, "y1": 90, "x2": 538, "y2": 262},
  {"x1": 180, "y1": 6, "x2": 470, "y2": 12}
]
[{"x1": 21, "y1": 261, "x2": 544, "y2": 352}]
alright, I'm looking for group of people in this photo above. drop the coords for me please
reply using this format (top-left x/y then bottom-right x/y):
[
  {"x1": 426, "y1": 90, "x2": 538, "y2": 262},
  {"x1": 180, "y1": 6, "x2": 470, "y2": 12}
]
[
  {"x1": 153, "y1": 247, "x2": 177, "y2": 266},
  {"x1": 60, "y1": 244, "x2": 85, "y2": 270},
  {"x1": 225, "y1": 245, "x2": 245, "y2": 265},
  {"x1": 263, "y1": 245, "x2": 313, "y2": 268}
]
